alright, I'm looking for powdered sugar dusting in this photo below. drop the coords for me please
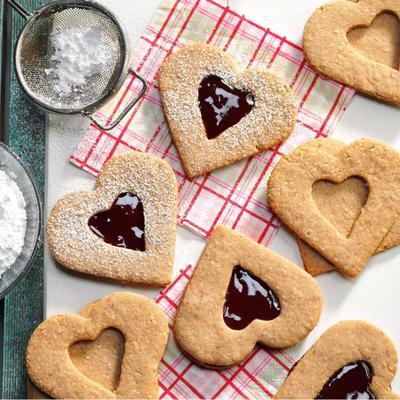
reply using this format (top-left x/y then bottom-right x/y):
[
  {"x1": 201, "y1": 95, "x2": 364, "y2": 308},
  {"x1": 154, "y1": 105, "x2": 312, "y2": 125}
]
[
  {"x1": 46, "y1": 27, "x2": 107, "y2": 96},
  {"x1": 0, "y1": 170, "x2": 27, "y2": 275},
  {"x1": 47, "y1": 151, "x2": 177, "y2": 285},
  {"x1": 160, "y1": 44, "x2": 298, "y2": 176}
]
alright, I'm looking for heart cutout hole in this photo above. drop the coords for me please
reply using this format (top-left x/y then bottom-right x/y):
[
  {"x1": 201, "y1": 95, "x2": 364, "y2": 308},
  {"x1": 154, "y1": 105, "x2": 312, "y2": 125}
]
[
  {"x1": 316, "y1": 361, "x2": 375, "y2": 399},
  {"x1": 198, "y1": 75, "x2": 255, "y2": 140},
  {"x1": 69, "y1": 328, "x2": 125, "y2": 393},
  {"x1": 347, "y1": 11, "x2": 400, "y2": 70},
  {"x1": 312, "y1": 177, "x2": 369, "y2": 239},
  {"x1": 223, "y1": 265, "x2": 280, "y2": 330},
  {"x1": 88, "y1": 192, "x2": 145, "y2": 251}
]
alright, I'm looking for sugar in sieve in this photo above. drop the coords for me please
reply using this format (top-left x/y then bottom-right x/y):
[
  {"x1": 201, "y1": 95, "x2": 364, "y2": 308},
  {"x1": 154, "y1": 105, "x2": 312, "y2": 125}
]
[{"x1": 7, "y1": 0, "x2": 147, "y2": 131}]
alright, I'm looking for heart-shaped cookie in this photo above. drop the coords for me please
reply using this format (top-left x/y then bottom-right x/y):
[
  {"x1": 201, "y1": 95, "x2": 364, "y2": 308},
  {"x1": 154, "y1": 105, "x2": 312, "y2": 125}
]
[
  {"x1": 29, "y1": 298, "x2": 127, "y2": 400},
  {"x1": 174, "y1": 226, "x2": 322, "y2": 368},
  {"x1": 268, "y1": 138, "x2": 400, "y2": 277},
  {"x1": 347, "y1": 11, "x2": 400, "y2": 70},
  {"x1": 303, "y1": 0, "x2": 400, "y2": 106},
  {"x1": 274, "y1": 320, "x2": 399, "y2": 399},
  {"x1": 28, "y1": 327, "x2": 125, "y2": 399},
  {"x1": 26, "y1": 292, "x2": 169, "y2": 399},
  {"x1": 298, "y1": 176, "x2": 400, "y2": 276},
  {"x1": 295, "y1": 163, "x2": 400, "y2": 276},
  {"x1": 159, "y1": 44, "x2": 297, "y2": 178},
  {"x1": 47, "y1": 151, "x2": 178, "y2": 286}
]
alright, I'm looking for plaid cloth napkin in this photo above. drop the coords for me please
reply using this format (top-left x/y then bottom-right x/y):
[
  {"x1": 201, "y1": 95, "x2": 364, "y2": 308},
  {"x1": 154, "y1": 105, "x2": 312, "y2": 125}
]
[
  {"x1": 156, "y1": 265, "x2": 294, "y2": 399},
  {"x1": 71, "y1": 0, "x2": 354, "y2": 247},
  {"x1": 69, "y1": 0, "x2": 355, "y2": 397}
]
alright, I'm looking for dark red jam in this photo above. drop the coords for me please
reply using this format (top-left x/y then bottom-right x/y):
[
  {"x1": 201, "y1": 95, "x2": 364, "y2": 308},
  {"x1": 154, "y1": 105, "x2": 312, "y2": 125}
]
[
  {"x1": 88, "y1": 192, "x2": 145, "y2": 251},
  {"x1": 316, "y1": 361, "x2": 375, "y2": 399},
  {"x1": 198, "y1": 75, "x2": 254, "y2": 139},
  {"x1": 223, "y1": 265, "x2": 280, "y2": 330}
]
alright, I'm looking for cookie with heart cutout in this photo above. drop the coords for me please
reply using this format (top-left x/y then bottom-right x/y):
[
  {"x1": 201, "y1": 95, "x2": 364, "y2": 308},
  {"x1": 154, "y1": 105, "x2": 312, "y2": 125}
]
[
  {"x1": 298, "y1": 191, "x2": 400, "y2": 276},
  {"x1": 295, "y1": 171, "x2": 400, "y2": 276},
  {"x1": 26, "y1": 292, "x2": 169, "y2": 399},
  {"x1": 268, "y1": 138, "x2": 400, "y2": 278},
  {"x1": 159, "y1": 43, "x2": 297, "y2": 178},
  {"x1": 28, "y1": 327, "x2": 125, "y2": 399},
  {"x1": 173, "y1": 225, "x2": 322, "y2": 368},
  {"x1": 274, "y1": 320, "x2": 399, "y2": 399},
  {"x1": 28, "y1": 305, "x2": 126, "y2": 399},
  {"x1": 303, "y1": 0, "x2": 400, "y2": 106},
  {"x1": 47, "y1": 151, "x2": 178, "y2": 286}
]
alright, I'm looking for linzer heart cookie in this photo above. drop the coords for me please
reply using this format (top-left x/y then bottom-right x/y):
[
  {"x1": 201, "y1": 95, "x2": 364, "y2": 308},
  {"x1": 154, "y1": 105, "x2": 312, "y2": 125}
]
[
  {"x1": 159, "y1": 43, "x2": 297, "y2": 178},
  {"x1": 274, "y1": 321, "x2": 399, "y2": 399},
  {"x1": 296, "y1": 166, "x2": 400, "y2": 276},
  {"x1": 26, "y1": 292, "x2": 169, "y2": 399},
  {"x1": 173, "y1": 225, "x2": 322, "y2": 368},
  {"x1": 268, "y1": 138, "x2": 400, "y2": 278},
  {"x1": 47, "y1": 151, "x2": 178, "y2": 286},
  {"x1": 303, "y1": 0, "x2": 400, "y2": 106},
  {"x1": 28, "y1": 304, "x2": 126, "y2": 399},
  {"x1": 28, "y1": 327, "x2": 125, "y2": 399}
]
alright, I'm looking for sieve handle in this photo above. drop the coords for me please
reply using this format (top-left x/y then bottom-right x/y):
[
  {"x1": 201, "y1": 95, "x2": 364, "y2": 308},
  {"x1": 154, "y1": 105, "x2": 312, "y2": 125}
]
[
  {"x1": 7, "y1": 0, "x2": 32, "y2": 20},
  {"x1": 84, "y1": 69, "x2": 147, "y2": 132}
]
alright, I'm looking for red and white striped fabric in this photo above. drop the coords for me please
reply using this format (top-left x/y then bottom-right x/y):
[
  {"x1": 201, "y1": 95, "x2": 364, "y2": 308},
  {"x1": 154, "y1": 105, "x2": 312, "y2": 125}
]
[
  {"x1": 70, "y1": 0, "x2": 355, "y2": 397},
  {"x1": 156, "y1": 265, "x2": 295, "y2": 399},
  {"x1": 71, "y1": 0, "x2": 354, "y2": 247}
]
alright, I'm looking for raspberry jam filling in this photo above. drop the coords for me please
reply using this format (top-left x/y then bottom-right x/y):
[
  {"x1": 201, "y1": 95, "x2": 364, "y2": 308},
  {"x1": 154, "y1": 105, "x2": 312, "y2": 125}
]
[
  {"x1": 198, "y1": 75, "x2": 254, "y2": 139},
  {"x1": 316, "y1": 361, "x2": 375, "y2": 399},
  {"x1": 88, "y1": 192, "x2": 145, "y2": 251},
  {"x1": 223, "y1": 265, "x2": 280, "y2": 330}
]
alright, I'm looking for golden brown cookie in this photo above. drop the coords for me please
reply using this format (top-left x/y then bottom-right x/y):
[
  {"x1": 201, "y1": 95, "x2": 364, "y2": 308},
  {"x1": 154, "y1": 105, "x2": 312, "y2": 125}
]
[
  {"x1": 303, "y1": 0, "x2": 400, "y2": 106},
  {"x1": 29, "y1": 296, "x2": 126, "y2": 399},
  {"x1": 274, "y1": 320, "x2": 399, "y2": 399},
  {"x1": 297, "y1": 173, "x2": 400, "y2": 276},
  {"x1": 159, "y1": 43, "x2": 297, "y2": 178},
  {"x1": 173, "y1": 225, "x2": 322, "y2": 368},
  {"x1": 28, "y1": 328, "x2": 124, "y2": 399},
  {"x1": 268, "y1": 138, "x2": 400, "y2": 278},
  {"x1": 26, "y1": 292, "x2": 168, "y2": 399},
  {"x1": 47, "y1": 151, "x2": 178, "y2": 286}
]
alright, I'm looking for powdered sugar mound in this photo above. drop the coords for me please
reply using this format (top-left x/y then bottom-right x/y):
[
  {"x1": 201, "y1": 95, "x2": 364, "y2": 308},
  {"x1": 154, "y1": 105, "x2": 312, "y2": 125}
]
[
  {"x1": 46, "y1": 27, "x2": 107, "y2": 96},
  {"x1": 0, "y1": 170, "x2": 27, "y2": 275}
]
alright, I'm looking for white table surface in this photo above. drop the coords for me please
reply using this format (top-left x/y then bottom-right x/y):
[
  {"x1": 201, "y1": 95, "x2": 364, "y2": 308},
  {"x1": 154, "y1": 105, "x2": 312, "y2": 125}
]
[{"x1": 45, "y1": 0, "x2": 400, "y2": 391}]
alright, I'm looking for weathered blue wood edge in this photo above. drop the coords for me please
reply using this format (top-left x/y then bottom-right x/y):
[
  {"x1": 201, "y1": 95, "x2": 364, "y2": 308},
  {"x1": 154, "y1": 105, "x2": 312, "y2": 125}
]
[{"x1": 1, "y1": 1, "x2": 47, "y2": 398}]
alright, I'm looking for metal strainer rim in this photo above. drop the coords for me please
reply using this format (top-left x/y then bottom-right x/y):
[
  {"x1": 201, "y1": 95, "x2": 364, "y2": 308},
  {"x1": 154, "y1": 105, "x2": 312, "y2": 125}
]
[{"x1": 14, "y1": 0, "x2": 131, "y2": 115}]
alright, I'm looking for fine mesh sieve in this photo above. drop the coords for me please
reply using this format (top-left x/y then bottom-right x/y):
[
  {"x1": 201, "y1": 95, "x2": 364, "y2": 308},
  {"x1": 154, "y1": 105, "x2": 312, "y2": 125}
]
[{"x1": 8, "y1": 0, "x2": 147, "y2": 131}]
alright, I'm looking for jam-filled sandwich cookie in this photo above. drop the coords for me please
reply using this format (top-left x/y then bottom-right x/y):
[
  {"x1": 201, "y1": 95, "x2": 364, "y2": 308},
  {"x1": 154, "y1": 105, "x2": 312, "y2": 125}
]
[
  {"x1": 26, "y1": 292, "x2": 168, "y2": 399},
  {"x1": 275, "y1": 321, "x2": 399, "y2": 399},
  {"x1": 174, "y1": 225, "x2": 322, "y2": 368},
  {"x1": 47, "y1": 151, "x2": 178, "y2": 286},
  {"x1": 303, "y1": 0, "x2": 400, "y2": 106},
  {"x1": 159, "y1": 43, "x2": 297, "y2": 178},
  {"x1": 268, "y1": 138, "x2": 400, "y2": 278}
]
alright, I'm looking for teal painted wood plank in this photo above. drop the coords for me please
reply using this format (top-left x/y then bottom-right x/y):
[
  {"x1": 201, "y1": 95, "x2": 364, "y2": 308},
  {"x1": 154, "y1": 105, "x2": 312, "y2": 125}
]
[{"x1": 1, "y1": 1, "x2": 47, "y2": 398}]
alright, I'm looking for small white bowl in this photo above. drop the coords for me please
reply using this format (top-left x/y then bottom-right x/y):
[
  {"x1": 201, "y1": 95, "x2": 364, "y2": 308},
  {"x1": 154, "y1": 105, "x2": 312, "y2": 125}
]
[{"x1": 0, "y1": 143, "x2": 42, "y2": 299}]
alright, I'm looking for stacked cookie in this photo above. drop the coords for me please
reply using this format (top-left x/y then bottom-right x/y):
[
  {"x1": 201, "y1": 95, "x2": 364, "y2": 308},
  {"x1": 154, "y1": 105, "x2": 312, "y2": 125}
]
[{"x1": 268, "y1": 138, "x2": 400, "y2": 278}]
